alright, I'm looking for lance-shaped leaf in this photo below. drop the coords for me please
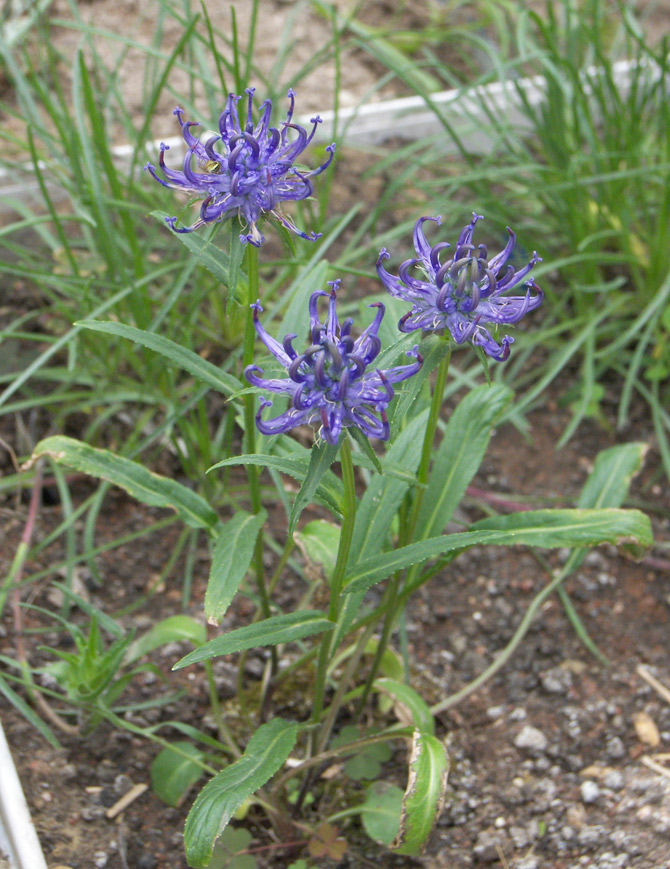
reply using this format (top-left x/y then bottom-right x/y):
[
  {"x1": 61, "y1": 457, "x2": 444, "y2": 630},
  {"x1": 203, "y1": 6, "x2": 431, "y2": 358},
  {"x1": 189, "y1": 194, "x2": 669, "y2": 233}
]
[
  {"x1": 343, "y1": 508, "x2": 652, "y2": 595},
  {"x1": 151, "y1": 741, "x2": 205, "y2": 807},
  {"x1": 184, "y1": 718, "x2": 298, "y2": 868},
  {"x1": 173, "y1": 611, "x2": 334, "y2": 669},
  {"x1": 289, "y1": 440, "x2": 341, "y2": 537},
  {"x1": 579, "y1": 442, "x2": 647, "y2": 509},
  {"x1": 391, "y1": 730, "x2": 449, "y2": 856},
  {"x1": 416, "y1": 383, "x2": 513, "y2": 540},
  {"x1": 206, "y1": 510, "x2": 267, "y2": 624},
  {"x1": 26, "y1": 436, "x2": 220, "y2": 533},
  {"x1": 78, "y1": 321, "x2": 241, "y2": 397},
  {"x1": 565, "y1": 441, "x2": 649, "y2": 574}
]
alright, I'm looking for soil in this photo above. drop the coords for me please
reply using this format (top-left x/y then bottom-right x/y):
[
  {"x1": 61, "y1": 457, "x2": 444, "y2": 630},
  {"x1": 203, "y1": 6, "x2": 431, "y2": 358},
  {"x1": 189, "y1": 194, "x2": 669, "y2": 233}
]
[{"x1": 2, "y1": 2, "x2": 670, "y2": 869}]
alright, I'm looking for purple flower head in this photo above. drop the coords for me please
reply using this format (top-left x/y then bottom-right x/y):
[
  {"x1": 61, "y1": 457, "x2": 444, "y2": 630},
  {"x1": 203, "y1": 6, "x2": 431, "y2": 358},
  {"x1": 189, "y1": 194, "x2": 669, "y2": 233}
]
[
  {"x1": 245, "y1": 282, "x2": 423, "y2": 444},
  {"x1": 376, "y1": 214, "x2": 544, "y2": 361},
  {"x1": 145, "y1": 88, "x2": 336, "y2": 246}
]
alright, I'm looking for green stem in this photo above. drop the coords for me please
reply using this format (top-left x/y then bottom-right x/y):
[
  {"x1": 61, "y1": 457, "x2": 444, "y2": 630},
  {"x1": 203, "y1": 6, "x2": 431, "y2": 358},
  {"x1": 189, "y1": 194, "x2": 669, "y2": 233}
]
[
  {"x1": 242, "y1": 244, "x2": 271, "y2": 622},
  {"x1": 311, "y1": 437, "x2": 356, "y2": 739},
  {"x1": 407, "y1": 345, "x2": 452, "y2": 539},
  {"x1": 317, "y1": 623, "x2": 376, "y2": 754},
  {"x1": 204, "y1": 660, "x2": 241, "y2": 758},
  {"x1": 356, "y1": 346, "x2": 451, "y2": 710}
]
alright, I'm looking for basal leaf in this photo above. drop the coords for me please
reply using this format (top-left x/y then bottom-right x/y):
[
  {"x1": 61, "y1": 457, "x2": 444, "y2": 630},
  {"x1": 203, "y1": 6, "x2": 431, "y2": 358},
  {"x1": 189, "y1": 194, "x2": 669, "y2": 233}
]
[
  {"x1": 184, "y1": 719, "x2": 298, "y2": 868},
  {"x1": 27, "y1": 436, "x2": 220, "y2": 533},
  {"x1": 578, "y1": 442, "x2": 647, "y2": 509},
  {"x1": 151, "y1": 741, "x2": 204, "y2": 807},
  {"x1": 206, "y1": 510, "x2": 267, "y2": 624},
  {"x1": 392, "y1": 730, "x2": 449, "y2": 855},
  {"x1": 360, "y1": 782, "x2": 404, "y2": 846},
  {"x1": 173, "y1": 611, "x2": 334, "y2": 669},
  {"x1": 295, "y1": 520, "x2": 341, "y2": 582}
]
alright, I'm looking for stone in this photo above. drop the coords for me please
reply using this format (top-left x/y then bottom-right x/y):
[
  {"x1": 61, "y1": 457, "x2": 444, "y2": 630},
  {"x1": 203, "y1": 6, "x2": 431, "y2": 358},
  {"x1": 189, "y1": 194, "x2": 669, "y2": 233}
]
[
  {"x1": 514, "y1": 725, "x2": 548, "y2": 752},
  {"x1": 580, "y1": 780, "x2": 601, "y2": 804}
]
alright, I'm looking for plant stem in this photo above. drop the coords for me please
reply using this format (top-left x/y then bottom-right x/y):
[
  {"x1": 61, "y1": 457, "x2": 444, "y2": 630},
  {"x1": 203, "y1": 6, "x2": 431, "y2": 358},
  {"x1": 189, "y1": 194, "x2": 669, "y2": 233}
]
[
  {"x1": 316, "y1": 623, "x2": 375, "y2": 754},
  {"x1": 356, "y1": 346, "x2": 451, "y2": 710},
  {"x1": 407, "y1": 345, "x2": 451, "y2": 539},
  {"x1": 311, "y1": 437, "x2": 356, "y2": 739},
  {"x1": 242, "y1": 243, "x2": 272, "y2": 622},
  {"x1": 203, "y1": 661, "x2": 241, "y2": 758}
]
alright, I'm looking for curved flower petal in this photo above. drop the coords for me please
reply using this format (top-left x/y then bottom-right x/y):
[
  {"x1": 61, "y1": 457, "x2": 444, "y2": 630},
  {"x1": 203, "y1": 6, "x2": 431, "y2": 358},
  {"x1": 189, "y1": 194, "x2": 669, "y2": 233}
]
[
  {"x1": 244, "y1": 284, "x2": 423, "y2": 444},
  {"x1": 146, "y1": 90, "x2": 335, "y2": 245},
  {"x1": 380, "y1": 214, "x2": 543, "y2": 360}
]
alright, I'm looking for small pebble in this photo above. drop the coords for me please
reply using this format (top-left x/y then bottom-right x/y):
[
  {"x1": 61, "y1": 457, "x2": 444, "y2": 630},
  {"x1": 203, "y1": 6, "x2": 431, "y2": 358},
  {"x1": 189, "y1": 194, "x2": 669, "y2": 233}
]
[
  {"x1": 604, "y1": 770, "x2": 625, "y2": 790},
  {"x1": 606, "y1": 736, "x2": 625, "y2": 759},
  {"x1": 514, "y1": 725, "x2": 548, "y2": 752},
  {"x1": 581, "y1": 780, "x2": 601, "y2": 804},
  {"x1": 517, "y1": 858, "x2": 539, "y2": 869}
]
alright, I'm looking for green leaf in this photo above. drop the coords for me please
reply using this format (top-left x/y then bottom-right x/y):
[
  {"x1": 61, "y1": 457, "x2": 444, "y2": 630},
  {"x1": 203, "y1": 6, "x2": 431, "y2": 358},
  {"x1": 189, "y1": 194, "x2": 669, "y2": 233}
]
[
  {"x1": 392, "y1": 731, "x2": 449, "y2": 855},
  {"x1": 184, "y1": 719, "x2": 298, "y2": 868},
  {"x1": 28, "y1": 436, "x2": 220, "y2": 533},
  {"x1": 77, "y1": 320, "x2": 241, "y2": 397},
  {"x1": 350, "y1": 410, "x2": 429, "y2": 563},
  {"x1": 471, "y1": 507, "x2": 653, "y2": 557},
  {"x1": 289, "y1": 441, "x2": 341, "y2": 537},
  {"x1": 348, "y1": 426, "x2": 383, "y2": 475},
  {"x1": 151, "y1": 741, "x2": 204, "y2": 807},
  {"x1": 125, "y1": 615, "x2": 207, "y2": 665},
  {"x1": 344, "y1": 741, "x2": 392, "y2": 782},
  {"x1": 208, "y1": 454, "x2": 343, "y2": 517},
  {"x1": 151, "y1": 211, "x2": 246, "y2": 288},
  {"x1": 295, "y1": 520, "x2": 341, "y2": 582},
  {"x1": 344, "y1": 508, "x2": 652, "y2": 595},
  {"x1": 373, "y1": 678, "x2": 434, "y2": 734},
  {"x1": 361, "y1": 782, "x2": 404, "y2": 846},
  {"x1": 416, "y1": 383, "x2": 513, "y2": 539},
  {"x1": 206, "y1": 510, "x2": 267, "y2": 624},
  {"x1": 578, "y1": 442, "x2": 647, "y2": 509},
  {"x1": 173, "y1": 612, "x2": 335, "y2": 669},
  {"x1": 208, "y1": 828, "x2": 257, "y2": 869}
]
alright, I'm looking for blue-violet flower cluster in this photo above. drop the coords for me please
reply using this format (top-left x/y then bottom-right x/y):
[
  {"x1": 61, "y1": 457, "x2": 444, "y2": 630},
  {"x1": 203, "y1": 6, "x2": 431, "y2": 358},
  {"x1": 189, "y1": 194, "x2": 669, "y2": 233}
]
[
  {"x1": 377, "y1": 214, "x2": 543, "y2": 360},
  {"x1": 245, "y1": 283, "x2": 423, "y2": 444},
  {"x1": 145, "y1": 88, "x2": 335, "y2": 246}
]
